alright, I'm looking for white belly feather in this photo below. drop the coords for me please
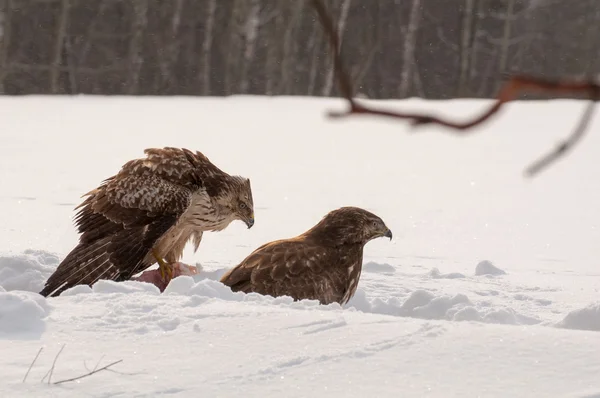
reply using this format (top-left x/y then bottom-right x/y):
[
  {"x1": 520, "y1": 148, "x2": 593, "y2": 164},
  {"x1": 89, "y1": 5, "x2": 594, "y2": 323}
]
[{"x1": 145, "y1": 190, "x2": 234, "y2": 264}]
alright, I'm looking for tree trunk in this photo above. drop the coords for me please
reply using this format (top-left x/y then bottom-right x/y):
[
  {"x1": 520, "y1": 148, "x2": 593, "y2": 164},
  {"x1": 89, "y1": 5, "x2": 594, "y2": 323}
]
[
  {"x1": 51, "y1": 0, "x2": 69, "y2": 94},
  {"x1": 307, "y1": 17, "x2": 321, "y2": 96},
  {"x1": 201, "y1": 0, "x2": 216, "y2": 95},
  {"x1": 0, "y1": 0, "x2": 12, "y2": 94},
  {"x1": 239, "y1": 0, "x2": 260, "y2": 94},
  {"x1": 321, "y1": 0, "x2": 351, "y2": 97},
  {"x1": 498, "y1": 0, "x2": 515, "y2": 75},
  {"x1": 458, "y1": 0, "x2": 475, "y2": 96},
  {"x1": 398, "y1": 0, "x2": 421, "y2": 98},
  {"x1": 127, "y1": 0, "x2": 148, "y2": 94},
  {"x1": 279, "y1": 1, "x2": 304, "y2": 94}
]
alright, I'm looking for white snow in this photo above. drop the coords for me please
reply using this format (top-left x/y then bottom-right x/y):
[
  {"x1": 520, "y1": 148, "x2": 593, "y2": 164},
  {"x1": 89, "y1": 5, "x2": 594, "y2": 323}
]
[
  {"x1": 0, "y1": 290, "x2": 49, "y2": 338},
  {"x1": 558, "y1": 302, "x2": 600, "y2": 332},
  {"x1": 1, "y1": 95, "x2": 600, "y2": 397},
  {"x1": 475, "y1": 260, "x2": 507, "y2": 276},
  {"x1": 0, "y1": 249, "x2": 59, "y2": 292}
]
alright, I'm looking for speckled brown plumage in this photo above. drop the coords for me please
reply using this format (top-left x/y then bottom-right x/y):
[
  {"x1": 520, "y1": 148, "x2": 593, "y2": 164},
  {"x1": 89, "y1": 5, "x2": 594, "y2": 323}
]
[
  {"x1": 40, "y1": 147, "x2": 254, "y2": 297},
  {"x1": 220, "y1": 206, "x2": 392, "y2": 305}
]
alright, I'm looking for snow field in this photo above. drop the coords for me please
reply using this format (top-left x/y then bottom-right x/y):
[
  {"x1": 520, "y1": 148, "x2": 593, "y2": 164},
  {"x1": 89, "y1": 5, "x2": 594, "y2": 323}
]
[{"x1": 1, "y1": 96, "x2": 600, "y2": 396}]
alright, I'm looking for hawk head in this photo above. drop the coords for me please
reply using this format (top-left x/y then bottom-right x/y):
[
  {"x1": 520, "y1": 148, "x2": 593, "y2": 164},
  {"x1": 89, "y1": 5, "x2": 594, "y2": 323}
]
[
  {"x1": 305, "y1": 206, "x2": 392, "y2": 246},
  {"x1": 220, "y1": 176, "x2": 255, "y2": 229}
]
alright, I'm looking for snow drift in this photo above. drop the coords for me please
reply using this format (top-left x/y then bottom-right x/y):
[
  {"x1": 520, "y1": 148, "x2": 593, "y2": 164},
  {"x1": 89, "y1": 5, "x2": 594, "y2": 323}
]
[{"x1": 1, "y1": 96, "x2": 600, "y2": 397}]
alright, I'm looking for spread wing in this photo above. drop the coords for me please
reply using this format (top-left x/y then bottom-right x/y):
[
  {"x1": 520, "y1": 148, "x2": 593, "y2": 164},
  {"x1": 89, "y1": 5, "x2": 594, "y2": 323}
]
[
  {"x1": 40, "y1": 148, "x2": 205, "y2": 297},
  {"x1": 220, "y1": 239, "x2": 349, "y2": 305}
]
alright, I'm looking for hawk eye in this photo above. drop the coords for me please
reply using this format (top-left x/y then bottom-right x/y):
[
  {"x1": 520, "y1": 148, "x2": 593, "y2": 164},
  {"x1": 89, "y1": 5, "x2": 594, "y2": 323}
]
[
  {"x1": 372, "y1": 221, "x2": 377, "y2": 227},
  {"x1": 240, "y1": 203, "x2": 246, "y2": 209}
]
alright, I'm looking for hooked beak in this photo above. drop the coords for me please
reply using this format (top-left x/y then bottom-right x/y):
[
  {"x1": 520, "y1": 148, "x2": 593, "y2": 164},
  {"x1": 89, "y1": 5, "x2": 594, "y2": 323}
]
[
  {"x1": 384, "y1": 228, "x2": 392, "y2": 240},
  {"x1": 244, "y1": 213, "x2": 255, "y2": 229}
]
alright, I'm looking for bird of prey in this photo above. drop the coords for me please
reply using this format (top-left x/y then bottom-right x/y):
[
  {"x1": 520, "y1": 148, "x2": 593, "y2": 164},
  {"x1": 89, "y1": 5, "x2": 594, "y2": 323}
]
[
  {"x1": 220, "y1": 206, "x2": 392, "y2": 305},
  {"x1": 40, "y1": 147, "x2": 254, "y2": 297}
]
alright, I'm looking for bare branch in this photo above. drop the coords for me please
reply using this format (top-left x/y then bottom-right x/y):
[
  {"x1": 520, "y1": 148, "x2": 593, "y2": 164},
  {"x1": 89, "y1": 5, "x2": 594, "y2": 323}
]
[
  {"x1": 53, "y1": 359, "x2": 123, "y2": 385},
  {"x1": 84, "y1": 354, "x2": 106, "y2": 373},
  {"x1": 44, "y1": 344, "x2": 65, "y2": 385},
  {"x1": 526, "y1": 98, "x2": 598, "y2": 177},
  {"x1": 22, "y1": 347, "x2": 43, "y2": 383},
  {"x1": 24, "y1": 346, "x2": 125, "y2": 387},
  {"x1": 411, "y1": 76, "x2": 600, "y2": 130},
  {"x1": 309, "y1": 0, "x2": 600, "y2": 177}
]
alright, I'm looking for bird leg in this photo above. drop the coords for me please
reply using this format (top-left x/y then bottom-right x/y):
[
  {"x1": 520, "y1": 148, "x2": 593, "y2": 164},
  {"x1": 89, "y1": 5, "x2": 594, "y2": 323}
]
[{"x1": 151, "y1": 248, "x2": 174, "y2": 282}]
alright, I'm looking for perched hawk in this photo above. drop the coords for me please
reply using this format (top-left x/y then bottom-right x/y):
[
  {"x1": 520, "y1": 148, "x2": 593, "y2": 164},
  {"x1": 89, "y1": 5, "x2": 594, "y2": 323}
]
[
  {"x1": 40, "y1": 147, "x2": 254, "y2": 297},
  {"x1": 220, "y1": 206, "x2": 392, "y2": 305}
]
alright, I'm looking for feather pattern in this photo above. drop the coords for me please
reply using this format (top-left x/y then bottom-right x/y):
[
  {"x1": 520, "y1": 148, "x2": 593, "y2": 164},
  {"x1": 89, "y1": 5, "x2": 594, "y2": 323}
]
[
  {"x1": 220, "y1": 206, "x2": 391, "y2": 305},
  {"x1": 40, "y1": 147, "x2": 254, "y2": 297}
]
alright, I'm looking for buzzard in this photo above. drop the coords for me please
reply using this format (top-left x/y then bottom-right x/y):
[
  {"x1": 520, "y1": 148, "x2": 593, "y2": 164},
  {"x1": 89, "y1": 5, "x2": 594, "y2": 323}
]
[
  {"x1": 220, "y1": 206, "x2": 392, "y2": 305},
  {"x1": 40, "y1": 147, "x2": 254, "y2": 297}
]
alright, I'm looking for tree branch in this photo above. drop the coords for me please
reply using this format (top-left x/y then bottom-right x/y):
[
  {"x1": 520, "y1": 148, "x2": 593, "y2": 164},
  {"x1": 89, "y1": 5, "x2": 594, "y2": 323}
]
[
  {"x1": 309, "y1": 0, "x2": 600, "y2": 177},
  {"x1": 53, "y1": 359, "x2": 123, "y2": 385},
  {"x1": 525, "y1": 97, "x2": 597, "y2": 176},
  {"x1": 22, "y1": 347, "x2": 43, "y2": 383},
  {"x1": 43, "y1": 343, "x2": 65, "y2": 384}
]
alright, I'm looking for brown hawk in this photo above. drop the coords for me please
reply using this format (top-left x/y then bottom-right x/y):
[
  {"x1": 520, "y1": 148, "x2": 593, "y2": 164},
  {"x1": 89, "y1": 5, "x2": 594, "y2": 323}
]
[
  {"x1": 220, "y1": 206, "x2": 392, "y2": 305},
  {"x1": 40, "y1": 147, "x2": 254, "y2": 297}
]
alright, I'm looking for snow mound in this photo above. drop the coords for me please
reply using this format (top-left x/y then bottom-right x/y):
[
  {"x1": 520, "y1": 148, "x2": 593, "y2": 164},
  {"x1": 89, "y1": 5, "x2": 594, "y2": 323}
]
[
  {"x1": 0, "y1": 290, "x2": 50, "y2": 338},
  {"x1": 347, "y1": 288, "x2": 540, "y2": 325},
  {"x1": 475, "y1": 260, "x2": 506, "y2": 276},
  {"x1": 190, "y1": 266, "x2": 229, "y2": 281},
  {"x1": 161, "y1": 277, "x2": 347, "y2": 313},
  {"x1": 92, "y1": 279, "x2": 161, "y2": 295},
  {"x1": 0, "y1": 249, "x2": 59, "y2": 293},
  {"x1": 363, "y1": 261, "x2": 396, "y2": 274},
  {"x1": 60, "y1": 284, "x2": 93, "y2": 296},
  {"x1": 557, "y1": 302, "x2": 600, "y2": 332},
  {"x1": 428, "y1": 267, "x2": 466, "y2": 279},
  {"x1": 164, "y1": 276, "x2": 245, "y2": 301}
]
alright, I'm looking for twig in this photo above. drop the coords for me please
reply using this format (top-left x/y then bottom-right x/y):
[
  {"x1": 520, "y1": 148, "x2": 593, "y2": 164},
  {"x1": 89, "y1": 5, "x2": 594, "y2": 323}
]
[
  {"x1": 26, "y1": 347, "x2": 125, "y2": 386},
  {"x1": 83, "y1": 354, "x2": 106, "y2": 373},
  {"x1": 410, "y1": 76, "x2": 600, "y2": 130},
  {"x1": 525, "y1": 98, "x2": 598, "y2": 177},
  {"x1": 53, "y1": 359, "x2": 123, "y2": 385},
  {"x1": 45, "y1": 344, "x2": 66, "y2": 384},
  {"x1": 309, "y1": 0, "x2": 600, "y2": 177},
  {"x1": 22, "y1": 347, "x2": 43, "y2": 383}
]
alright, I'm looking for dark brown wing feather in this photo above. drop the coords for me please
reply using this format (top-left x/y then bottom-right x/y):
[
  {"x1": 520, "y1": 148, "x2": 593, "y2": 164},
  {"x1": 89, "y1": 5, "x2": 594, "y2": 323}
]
[
  {"x1": 39, "y1": 148, "x2": 206, "y2": 297},
  {"x1": 141, "y1": 147, "x2": 230, "y2": 197},
  {"x1": 220, "y1": 239, "x2": 359, "y2": 305}
]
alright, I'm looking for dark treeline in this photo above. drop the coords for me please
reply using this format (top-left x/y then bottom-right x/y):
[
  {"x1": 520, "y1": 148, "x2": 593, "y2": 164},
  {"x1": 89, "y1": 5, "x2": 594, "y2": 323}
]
[{"x1": 1, "y1": 0, "x2": 598, "y2": 98}]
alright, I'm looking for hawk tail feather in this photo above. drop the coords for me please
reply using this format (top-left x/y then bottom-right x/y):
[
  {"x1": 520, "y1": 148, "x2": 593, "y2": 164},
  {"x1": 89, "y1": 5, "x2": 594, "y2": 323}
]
[
  {"x1": 39, "y1": 237, "x2": 123, "y2": 297},
  {"x1": 40, "y1": 215, "x2": 178, "y2": 298}
]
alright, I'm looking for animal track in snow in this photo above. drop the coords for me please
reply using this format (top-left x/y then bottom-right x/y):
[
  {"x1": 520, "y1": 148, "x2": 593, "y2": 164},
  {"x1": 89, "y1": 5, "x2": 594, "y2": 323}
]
[{"x1": 302, "y1": 319, "x2": 348, "y2": 335}]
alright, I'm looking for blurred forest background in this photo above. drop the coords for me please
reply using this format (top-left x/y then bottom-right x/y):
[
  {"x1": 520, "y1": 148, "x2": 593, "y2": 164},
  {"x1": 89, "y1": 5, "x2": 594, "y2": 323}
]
[{"x1": 1, "y1": 0, "x2": 597, "y2": 98}]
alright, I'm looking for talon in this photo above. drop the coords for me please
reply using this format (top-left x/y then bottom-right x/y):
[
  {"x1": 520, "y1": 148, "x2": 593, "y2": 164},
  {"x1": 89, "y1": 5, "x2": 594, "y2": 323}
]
[
  {"x1": 152, "y1": 248, "x2": 173, "y2": 282},
  {"x1": 159, "y1": 262, "x2": 174, "y2": 282}
]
